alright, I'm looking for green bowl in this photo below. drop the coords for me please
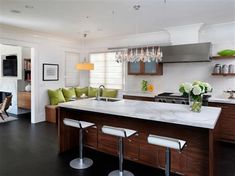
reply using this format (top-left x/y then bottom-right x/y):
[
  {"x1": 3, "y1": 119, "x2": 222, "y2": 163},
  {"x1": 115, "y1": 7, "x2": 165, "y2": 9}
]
[{"x1": 217, "y1": 49, "x2": 235, "y2": 56}]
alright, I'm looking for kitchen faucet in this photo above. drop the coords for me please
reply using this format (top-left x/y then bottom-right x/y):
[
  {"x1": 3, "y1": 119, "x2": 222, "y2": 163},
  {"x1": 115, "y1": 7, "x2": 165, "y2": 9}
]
[{"x1": 96, "y1": 85, "x2": 105, "y2": 101}]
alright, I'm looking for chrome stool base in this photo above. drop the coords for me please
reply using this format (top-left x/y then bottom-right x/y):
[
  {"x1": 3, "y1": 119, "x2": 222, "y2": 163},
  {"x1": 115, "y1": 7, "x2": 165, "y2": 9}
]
[
  {"x1": 108, "y1": 170, "x2": 134, "y2": 176},
  {"x1": 70, "y1": 158, "x2": 93, "y2": 169}
]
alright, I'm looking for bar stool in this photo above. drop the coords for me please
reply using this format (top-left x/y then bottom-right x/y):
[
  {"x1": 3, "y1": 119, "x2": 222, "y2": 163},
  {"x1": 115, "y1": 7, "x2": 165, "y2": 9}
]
[
  {"x1": 63, "y1": 118, "x2": 95, "y2": 169},
  {"x1": 147, "y1": 134, "x2": 186, "y2": 176},
  {"x1": 102, "y1": 125, "x2": 137, "y2": 176}
]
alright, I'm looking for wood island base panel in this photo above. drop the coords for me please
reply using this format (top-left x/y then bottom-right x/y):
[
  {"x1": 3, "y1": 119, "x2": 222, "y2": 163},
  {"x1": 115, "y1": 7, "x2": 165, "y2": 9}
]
[{"x1": 59, "y1": 107, "x2": 218, "y2": 176}]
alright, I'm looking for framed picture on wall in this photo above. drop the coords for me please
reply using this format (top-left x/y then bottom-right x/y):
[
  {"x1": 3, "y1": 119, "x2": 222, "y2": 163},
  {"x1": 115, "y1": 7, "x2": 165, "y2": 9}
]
[{"x1": 43, "y1": 63, "x2": 59, "y2": 81}]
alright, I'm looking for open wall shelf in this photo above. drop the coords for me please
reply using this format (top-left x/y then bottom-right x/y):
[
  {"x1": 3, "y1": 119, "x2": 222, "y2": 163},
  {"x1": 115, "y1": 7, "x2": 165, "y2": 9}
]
[
  {"x1": 212, "y1": 56, "x2": 235, "y2": 60},
  {"x1": 24, "y1": 58, "x2": 31, "y2": 81},
  {"x1": 212, "y1": 73, "x2": 235, "y2": 76}
]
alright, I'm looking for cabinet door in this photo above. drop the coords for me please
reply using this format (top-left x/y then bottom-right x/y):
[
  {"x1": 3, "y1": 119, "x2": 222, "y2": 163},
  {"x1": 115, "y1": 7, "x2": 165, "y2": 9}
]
[
  {"x1": 158, "y1": 148, "x2": 187, "y2": 173},
  {"x1": 128, "y1": 61, "x2": 163, "y2": 75},
  {"x1": 18, "y1": 92, "x2": 31, "y2": 109},
  {"x1": 139, "y1": 143, "x2": 158, "y2": 166},
  {"x1": 209, "y1": 103, "x2": 235, "y2": 142},
  {"x1": 84, "y1": 126, "x2": 98, "y2": 148},
  {"x1": 124, "y1": 137, "x2": 139, "y2": 161},
  {"x1": 128, "y1": 62, "x2": 141, "y2": 74},
  {"x1": 144, "y1": 61, "x2": 157, "y2": 74},
  {"x1": 144, "y1": 62, "x2": 163, "y2": 75},
  {"x1": 98, "y1": 131, "x2": 118, "y2": 155}
]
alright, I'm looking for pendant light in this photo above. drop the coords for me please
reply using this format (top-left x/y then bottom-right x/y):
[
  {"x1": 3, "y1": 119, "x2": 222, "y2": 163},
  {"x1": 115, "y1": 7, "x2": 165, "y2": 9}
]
[
  {"x1": 76, "y1": 33, "x2": 94, "y2": 71},
  {"x1": 114, "y1": 5, "x2": 163, "y2": 63}
]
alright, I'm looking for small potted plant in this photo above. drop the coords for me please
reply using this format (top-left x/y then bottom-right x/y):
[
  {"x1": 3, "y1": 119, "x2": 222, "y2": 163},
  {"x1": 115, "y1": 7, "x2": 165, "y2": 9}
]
[{"x1": 179, "y1": 81, "x2": 212, "y2": 112}]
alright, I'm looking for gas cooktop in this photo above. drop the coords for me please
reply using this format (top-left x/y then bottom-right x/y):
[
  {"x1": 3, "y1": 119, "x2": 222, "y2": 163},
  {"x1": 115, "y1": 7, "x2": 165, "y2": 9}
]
[{"x1": 155, "y1": 92, "x2": 211, "y2": 105}]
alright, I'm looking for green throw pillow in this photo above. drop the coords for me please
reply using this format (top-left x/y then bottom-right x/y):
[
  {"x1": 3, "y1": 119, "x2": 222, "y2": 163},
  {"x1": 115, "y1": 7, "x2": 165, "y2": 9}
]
[
  {"x1": 88, "y1": 87, "x2": 99, "y2": 97},
  {"x1": 48, "y1": 88, "x2": 66, "y2": 105},
  {"x1": 75, "y1": 87, "x2": 88, "y2": 98},
  {"x1": 62, "y1": 88, "x2": 76, "y2": 101},
  {"x1": 102, "y1": 88, "x2": 118, "y2": 98}
]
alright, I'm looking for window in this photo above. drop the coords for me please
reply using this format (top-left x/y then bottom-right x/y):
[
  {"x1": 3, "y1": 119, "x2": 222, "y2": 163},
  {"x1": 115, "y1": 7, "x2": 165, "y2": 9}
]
[{"x1": 90, "y1": 52, "x2": 123, "y2": 89}]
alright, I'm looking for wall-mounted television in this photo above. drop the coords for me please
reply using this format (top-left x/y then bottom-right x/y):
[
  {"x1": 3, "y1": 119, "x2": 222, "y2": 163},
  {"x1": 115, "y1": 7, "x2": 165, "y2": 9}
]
[{"x1": 2, "y1": 55, "x2": 18, "y2": 76}]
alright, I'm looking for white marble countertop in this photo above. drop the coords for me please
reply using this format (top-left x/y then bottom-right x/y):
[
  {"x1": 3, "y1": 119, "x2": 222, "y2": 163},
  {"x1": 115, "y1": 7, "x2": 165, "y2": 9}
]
[
  {"x1": 59, "y1": 98, "x2": 221, "y2": 129},
  {"x1": 209, "y1": 97, "x2": 235, "y2": 104}
]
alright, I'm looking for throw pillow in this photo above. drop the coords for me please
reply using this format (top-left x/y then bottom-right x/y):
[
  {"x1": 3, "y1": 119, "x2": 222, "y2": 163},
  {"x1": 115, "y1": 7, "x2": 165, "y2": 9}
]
[
  {"x1": 102, "y1": 88, "x2": 118, "y2": 98},
  {"x1": 48, "y1": 88, "x2": 66, "y2": 105},
  {"x1": 62, "y1": 88, "x2": 76, "y2": 101},
  {"x1": 88, "y1": 87, "x2": 99, "y2": 97},
  {"x1": 75, "y1": 87, "x2": 88, "y2": 98}
]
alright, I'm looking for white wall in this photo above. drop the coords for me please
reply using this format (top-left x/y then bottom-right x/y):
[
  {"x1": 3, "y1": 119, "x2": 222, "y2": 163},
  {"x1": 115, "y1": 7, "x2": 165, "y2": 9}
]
[
  {"x1": 86, "y1": 22, "x2": 235, "y2": 98},
  {"x1": 0, "y1": 24, "x2": 81, "y2": 123}
]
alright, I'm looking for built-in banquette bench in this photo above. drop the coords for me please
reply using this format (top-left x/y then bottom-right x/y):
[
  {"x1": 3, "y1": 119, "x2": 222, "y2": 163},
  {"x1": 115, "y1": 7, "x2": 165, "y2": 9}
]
[{"x1": 45, "y1": 87, "x2": 118, "y2": 123}]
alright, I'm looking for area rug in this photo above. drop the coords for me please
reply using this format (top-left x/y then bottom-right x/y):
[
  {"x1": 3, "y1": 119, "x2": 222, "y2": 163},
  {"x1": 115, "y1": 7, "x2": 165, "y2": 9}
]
[{"x1": 0, "y1": 116, "x2": 18, "y2": 123}]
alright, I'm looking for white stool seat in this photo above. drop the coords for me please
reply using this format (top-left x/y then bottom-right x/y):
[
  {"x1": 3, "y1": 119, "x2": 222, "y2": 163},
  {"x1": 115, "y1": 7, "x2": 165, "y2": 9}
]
[
  {"x1": 102, "y1": 125, "x2": 137, "y2": 138},
  {"x1": 63, "y1": 118, "x2": 94, "y2": 129},
  {"x1": 148, "y1": 134, "x2": 186, "y2": 150}
]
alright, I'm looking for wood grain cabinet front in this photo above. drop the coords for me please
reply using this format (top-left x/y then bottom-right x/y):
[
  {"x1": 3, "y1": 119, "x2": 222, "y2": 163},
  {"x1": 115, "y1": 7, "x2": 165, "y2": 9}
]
[
  {"x1": 18, "y1": 91, "x2": 31, "y2": 109},
  {"x1": 124, "y1": 137, "x2": 139, "y2": 161},
  {"x1": 83, "y1": 126, "x2": 98, "y2": 149},
  {"x1": 98, "y1": 131, "x2": 118, "y2": 155},
  {"x1": 59, "y1": 108, "x2": 214, "y2": 176},
  {"x1": 123, "y1": 95, "x2": 155, "y2": 102},
  {"x1": 139, "y1": 143, "x2": 187, "y2": 174},
  {"x1": 98, "y1": 130, "x2": 139, "y2": 160},
  {"x1": 139, "y1": 143, "x2": 158, "y2": 166},
  {"x1": 209, "y1": 102, "x2": 235, "y2": 142}
]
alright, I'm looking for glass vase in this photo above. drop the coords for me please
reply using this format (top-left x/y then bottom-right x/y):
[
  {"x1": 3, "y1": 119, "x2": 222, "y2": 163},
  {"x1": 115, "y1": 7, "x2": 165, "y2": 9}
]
[{"x1": 189, "y1": 94, "x2": 203, "y2": 112}]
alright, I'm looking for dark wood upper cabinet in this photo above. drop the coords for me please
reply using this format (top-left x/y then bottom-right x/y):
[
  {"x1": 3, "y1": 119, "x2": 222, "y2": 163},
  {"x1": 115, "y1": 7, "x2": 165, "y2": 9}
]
[{"x1": 128, "y1": 61, "x2": 163, "y2": 75}]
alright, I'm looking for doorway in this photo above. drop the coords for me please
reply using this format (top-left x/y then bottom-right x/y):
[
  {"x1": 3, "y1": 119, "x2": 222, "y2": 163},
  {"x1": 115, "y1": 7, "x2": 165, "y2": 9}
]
[{"x1": 0, "y1": 43, "x2": 36, "y2": 123}]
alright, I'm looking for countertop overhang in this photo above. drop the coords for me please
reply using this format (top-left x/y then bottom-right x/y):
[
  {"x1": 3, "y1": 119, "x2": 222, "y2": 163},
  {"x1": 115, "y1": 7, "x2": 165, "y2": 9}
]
[{"x1": 59, "y1": 99, "x2": 221, "y2": 129}]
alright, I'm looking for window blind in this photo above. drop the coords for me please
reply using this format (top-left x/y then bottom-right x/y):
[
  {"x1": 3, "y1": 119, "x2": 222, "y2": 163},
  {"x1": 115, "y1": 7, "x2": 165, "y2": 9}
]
[
  {"x1": 90, "y1": 52, "x2": 123, "y2": 89},
  {"x1": 65, "y1": 52, "x2": 80, "y2": 87}
]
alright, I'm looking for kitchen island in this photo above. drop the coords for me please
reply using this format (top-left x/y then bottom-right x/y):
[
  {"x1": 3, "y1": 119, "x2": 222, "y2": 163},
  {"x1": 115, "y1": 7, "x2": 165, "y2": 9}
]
[{"x1": 58, "y1": 98, "x2": 221, "y2": 176}]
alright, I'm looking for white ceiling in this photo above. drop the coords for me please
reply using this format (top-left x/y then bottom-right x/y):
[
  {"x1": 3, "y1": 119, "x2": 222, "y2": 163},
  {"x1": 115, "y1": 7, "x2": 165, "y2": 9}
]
[{"x1": 0, "y1": 0, "x2": 235, "y2": 40}]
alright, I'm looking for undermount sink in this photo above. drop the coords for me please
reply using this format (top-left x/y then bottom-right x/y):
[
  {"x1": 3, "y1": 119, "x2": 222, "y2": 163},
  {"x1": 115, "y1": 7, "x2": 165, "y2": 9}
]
[{"x1": 94, "y1": 97, "x2": 121, "y2": 102}]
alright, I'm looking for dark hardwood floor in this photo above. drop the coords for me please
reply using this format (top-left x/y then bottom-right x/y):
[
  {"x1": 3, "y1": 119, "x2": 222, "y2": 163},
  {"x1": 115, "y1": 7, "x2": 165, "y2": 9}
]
[
  {"x1": 0, "y1": 114, "x2": 168, "y2": 176},
  {"x1": 0, "y1": 113, "x2": 234, "y2": 176}
]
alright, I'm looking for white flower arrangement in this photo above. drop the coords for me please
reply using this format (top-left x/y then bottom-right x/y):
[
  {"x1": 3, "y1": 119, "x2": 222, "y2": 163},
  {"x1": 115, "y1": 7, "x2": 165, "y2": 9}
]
[
  {"x1": 179, "y1": 81, "x2": 212, "y2": 96},
  {"x1": 179, "y1": 81, "x2": 212, "y2": 112}
]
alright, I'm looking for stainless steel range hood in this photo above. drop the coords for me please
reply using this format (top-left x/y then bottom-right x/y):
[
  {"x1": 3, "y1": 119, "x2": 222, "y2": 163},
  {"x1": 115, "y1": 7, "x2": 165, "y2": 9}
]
[{"x1": 161, "y1": 42, "x2": 212, "y2": 63}]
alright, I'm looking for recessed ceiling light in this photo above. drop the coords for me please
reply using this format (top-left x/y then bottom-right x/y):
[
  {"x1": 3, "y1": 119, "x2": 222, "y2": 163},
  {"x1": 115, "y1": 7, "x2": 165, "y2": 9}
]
[
  {"x1": 10, "y1": 10, "x2": 21, "y2": 14},
  {"x1": 25, "y1": 5, "x2": 34, "y2": 9}
]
